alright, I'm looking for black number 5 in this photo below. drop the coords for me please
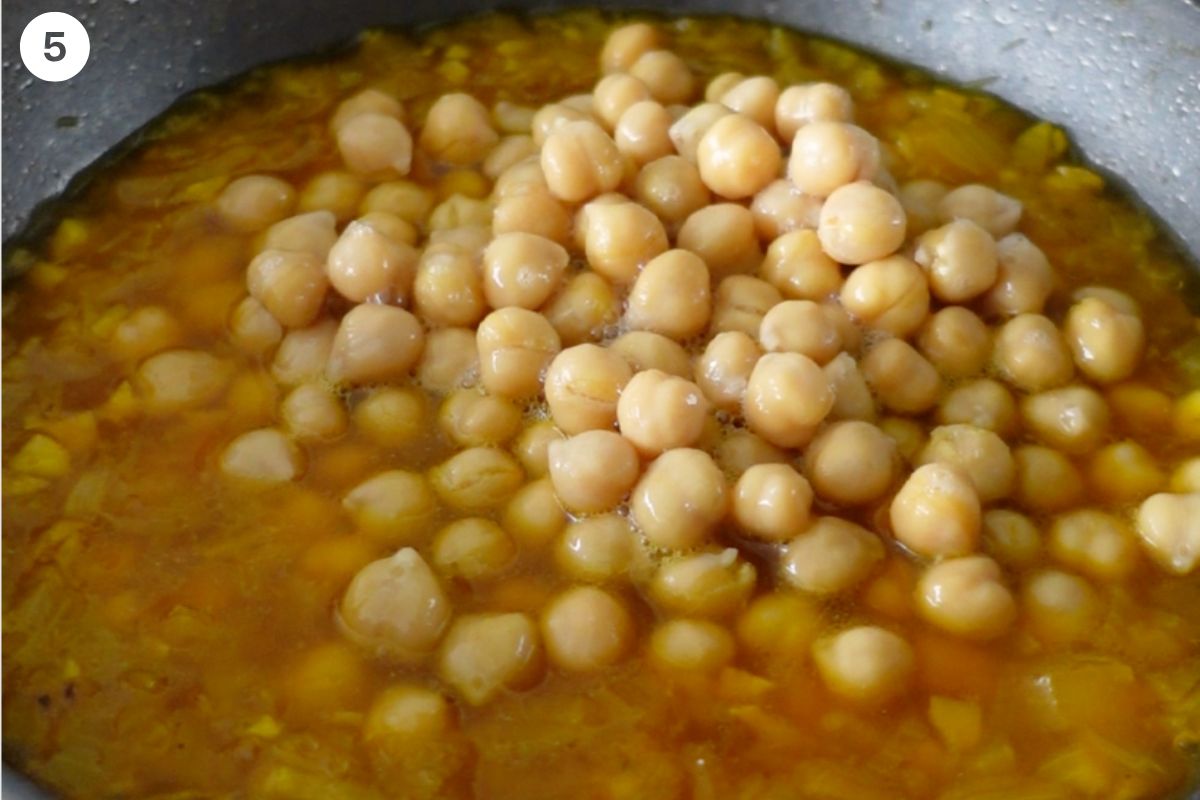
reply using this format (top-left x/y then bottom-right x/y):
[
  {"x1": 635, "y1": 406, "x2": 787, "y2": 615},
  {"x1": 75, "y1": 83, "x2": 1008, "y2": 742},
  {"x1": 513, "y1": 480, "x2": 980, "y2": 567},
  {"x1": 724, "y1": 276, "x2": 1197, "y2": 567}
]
[{"x1": 44, "y1": 32, "x2": 66, "y2": 62}]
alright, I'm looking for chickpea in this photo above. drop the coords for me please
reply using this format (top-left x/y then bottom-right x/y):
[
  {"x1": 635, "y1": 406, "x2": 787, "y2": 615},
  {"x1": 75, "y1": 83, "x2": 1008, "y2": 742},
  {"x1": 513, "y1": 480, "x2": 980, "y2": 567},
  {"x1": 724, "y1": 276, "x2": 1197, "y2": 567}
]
[
  {"x1": 219, "y1": 428, "x2": 303, "y2": 484},
  {"x1": 1021, "y1": 569, "x2": 1103, "y2": 645},
  {"x1": 1090, "y1": 440, "x2": 1167, "y2": 505},
  {"x1": 480, "y1": 232, "x2": 568, "y2": 310},
  {"x1": 417, "y1": 327, "x2": 480, "y2": 393},
  {"x1": 428, "y1": 195, "x2": 493, "y2": 232},
  {"x1": 362, "y1": 684, "x2": 452, "y2": 746},
  {"x1": 824, "y1": 352, "x2": 877, "y2": 422},
  {"x1": 634, "y1": 155, "x2": 711, "y2": 228},
  {"x1": 919, "y1": 424, "x2": 1015, "y2": 504},
  {"x1": 649, "y1": 619, "x2": 735, "y2": 673},
  {"x1": 787, "y1": 122, "x2": 880, "y2": 198},
  {"x1": 916, "y1": 307, "x2": 991, "y2": 379},
  {"x1": 751, "y1": 179, "x2": 823, "y2": 242},
  {"x1": 1019, "y1": 385, "x2": 1110, "y2": 456},
  {"x1": 732, "y1": 463, "x2": 814, "y2": 542},
  {"x1": 418, "y1": 92, "x2": 498, "y2": 165},
  {"x1": 610, "y1": 331, "x2": 693, "y2": 378},
  {"x1": 432, "y1": 518, "x2": 516, "y2": 580},
  {"x1": 839, "y1": 255, "x2": 930, "y2": 338},
  {"x1": 530, "y1": 103, "x2": 593, "y2": 148},
  {"x1": 582, "y1": 200, "x2": 669, "y2": 284},
  {"x1": 541, "y1": 586, "x2": 634, "y2": 671},
  {"x1": 337, "y1": 113, "x2": 414, "y2": 175},
  {"x1": 737, "y1": 592, "x2": 822, "y2": 661},
  {"x1": 937, "y1": 378, "x2": 1020, "y2": 438},
  {"x1": 437, "y1": 613, "x2": 541, "y2": 706},
  {"x1": 714, "y1": 430, "x2": 789, "y2": 477},
  {"x1": 677, "y1": 203, "x2": 762, "y2": 279},
  {"x1": 879, "y1": 416, "x2": 928, "y2": 465},
  {"x1": 556, "y1": 514, "x2": 635, "y2": 583},
  {"x1": 135, "y1": 349, "x2": 233, "y2": 413},
  {"x1": 817, "y1": 181, "x2": 907, "y2": 266},
  {"x1": 476, "y1": 308, "x2": 562, "y2": 399},
  {"x1": 326, "y1": 221, "x2": 418, "y2": 305},
  {"x1": 592, "y1": 73, "x2": 651, "y2": 130},
  {"x1": 912, "y1": 219, "x2": 997, "y2": 302},
  {"x1": 890, "y1": 462, "x2": 981, "y2": 558},
  {"x1": 650, "y1": 548, "x2": 756, "y2": 617},
  {"x1": 547, "y1": 430, "x2": 639, "y2": 514},
  {"x1": 501, "y1": 477, "x2": 567, "y2": 550},
  {"x1": 431, "y1": 447, "x2": 524, "y2": 512},
  {"x1": 326, "y1": 304, "x2": 424, "y2": 386},
  {"x1": 916, "y1": 556, "x2": 1016, "y2": 640},
  {"x1": 1171, "y1": 457, "x2": 1200, "y2": 493},
  {"x1": 246, "y1": 249, "x2": 328, "y2": 328},
  {"x1": 993, "y1": 313, "x2": 1074, "y2": 392},
  {"x1": 1135, "y1": 492, "x2": 1200, "y2": 575},
  {"x1": 862, "y1": 339, "x2": 942, "y2": 415},
  {"x1": 491, "y1": 100, "x2": 536, "y2": 135},
  {"x1": 709, "y1": 275, "x2": 782, "y2": 338},
  {"x1": 1048, "y1": 509, "x2": 1139, "y2": 582},
  {"x1": 540, "y1": 120, "x2": 624, "y2": 203},
  {"x1": 360, "y1": 180, "x2": 435, "y2": 225},
  {"x1": 632, "y1": 448, "x2": 727, "y2": 549},
  {"x1": 483, "y1": 134, "x2": 539, "y2": 180},
  {"x1": 600, "y1": 22, "x2": 662, "y2": 73},
  {"x1": 343, "y1": 470, "x2": 437, "y2": 542},
  {"x1": 511, "y1": 421, "x2": 563, "y2": 480},
  {"x1": 438, "y1": 389, "x2": 522, "y2": 447},
  {"x1": 628, "y1": 49, "x2": 694, "y2": 104},
  {"x1": 543, "y1": 344, "x2": 631, "y2": 434},
  {"x1": 340, "y1": 548, "x2": 450, "y2": 657},
  {"x1": 298, "y1": 171, "x2": 366, "y2": 223},
  {"x1": 282, "y1": 382, "x2": 347, "y2": 442},
  {"x1": 110, "y1": 305, "x2": 182, "y2": 363},
  {"x1": 694, "y1": 113, "x2": 781, "y2": 199},
  {"x1": 331, "y1": 88, "x2": 404, "y2": 131},
  {"x1": 696, "y1": 331, "x2": 762, "y2": 412},
  {"x1": 743, "y1": 352, "x2": 834, "y2": 448},
  {"x1": 982, "y1": 509, "x2": 1041, "y2": 568},
  {"x1": 616, "y1": 370, "x2": 708, "y2": 456},
  {"x1": 261, "y1": 210, "x2": 338, "y2": 260},
  {"x1": 230, "y1": 296, "x2": 283, "y2": 356},
  {"x1": 897, "y1": 179, "x2": 947, "y2": 235},
  {"x1": 758, "y1": 300, "x2": 842, "y2": 364},
  {"x1": 542, "y1": 271, "x2": 620, "y2": 346},
  {"x1": 216, "y1": 175, "x2": 296, "y2": 233},
  {"x1": 805, "y1": 421, "x2": 898, "y2": 506},
  {"x1": 715, "y1": 75, "x2": 777, "y2": 127},
  {"x1": 413, "y1": 246, "x2": 486, "y2": 328},
  {"x1": 938, "y1": 184, "x2": 1022, "y2": 237},
  {"x1": 1013, "y1": 445, "x2": 1084, "y2": 513},
  {"x1": 353, "y1": 387, "x2": 425, "y2": 448},
  {"x1": 614, "y1": 99, "x2": 674, "y2": 165},
  {"x1": 774, "y1": 82, "x2": 853, "y2": 141},
  {"x1": 759, "y1": 229, "x2": 841, "y2": 301},
  {"x1": 813, "y1": 626, "x2": 914, "y2": 705},
  {"x1": 704, "y1": 71, "x2": 745, "y2": 103},
  {"x1": 272, "y1": 319, "x2": 337, "y2": 386},
  {"x1": 626, "y1": 249, "x2": 712, "y2": 340},
  {"x1": 1063, "y1": 295, "x2": 1145, "y2": 384},
  {"x1": 782, "y1": 516, "x2": 884, "y2": 594}
]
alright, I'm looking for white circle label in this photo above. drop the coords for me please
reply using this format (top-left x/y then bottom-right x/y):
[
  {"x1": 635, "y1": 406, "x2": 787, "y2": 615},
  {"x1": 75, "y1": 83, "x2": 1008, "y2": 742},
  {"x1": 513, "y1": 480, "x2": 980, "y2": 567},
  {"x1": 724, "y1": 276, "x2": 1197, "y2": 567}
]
[{"x1": 20, "y1": 12, "x2": 90, "y2": 82}]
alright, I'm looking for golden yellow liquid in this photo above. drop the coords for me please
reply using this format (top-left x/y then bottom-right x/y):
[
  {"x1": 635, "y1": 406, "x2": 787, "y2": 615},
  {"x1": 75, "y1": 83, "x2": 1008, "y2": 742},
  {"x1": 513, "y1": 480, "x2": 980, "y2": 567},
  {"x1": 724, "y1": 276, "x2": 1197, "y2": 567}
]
[{"x1": 4, "y1": 11, "x2": 1200, "y2": 799}]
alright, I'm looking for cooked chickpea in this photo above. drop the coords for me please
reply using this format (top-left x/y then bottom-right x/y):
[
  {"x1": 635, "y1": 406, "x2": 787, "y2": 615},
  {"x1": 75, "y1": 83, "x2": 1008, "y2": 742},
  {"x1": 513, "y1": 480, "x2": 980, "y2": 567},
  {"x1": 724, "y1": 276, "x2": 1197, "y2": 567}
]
[
  {"x1": 362, "y1": 684, "x2": 452, "y2": 745},
  {"x1": 542, "y1": 271, "x2": 620, "y2": 346},
  {"x1": 1048, "y1": 509, "x2": 1139, "y2": 582},
  {"x1": 530, "y1": 103, "x2": 593, "y2": 147},
  {"x1": 540, "y1": 120, "x2": 624, "y2": 203},
  {"x1": 805, "y1": 421, "x2": 898, "y2": 506},
  {"x1": 916, "y1": 556, "x2": 1016, "y2": 640},
  {"x1": 626, "y1": 249, "x2": 711, "y2": 340},
  {"x1": 817, "y1": 181, "x2": 907, "y2": 266},
  {"x1": 787, "y1": 122, "x2": 880, "y2": 198},
  {"x1": 629, "y1": 49, "x2": 694, "y2": 104},
  {"x1": 354, "y1": 387, "x2": 425, "y2": 448},
  {"x1": 1021, "y1": 569, "x2": 1103, "y2": 645},
  {"x1": 543, "y1": 344, "x2": 631, "y2": 434},
  {"x1": 432, "y1": 518, "x2": 516, "y2": 580},
  {"x1": 937, "y1": 378, "x2": 1019, "y2": 437},
  {"x1": 216, "y1": 175, "x2": 296, "y2": 233},
  {"x1": 717, "y1": 75, "x2": 779, "y2": 128},
  {"x1": 650, "y1": 548, "x2": 756, "y2": 617},
  {"x1": 1135, "y1": 492, "x2": 1200, "y2": 575},
  {"x1": 634, "y1": 155, "x2": 711, "y2": 228},
  {"x1": 1013, "y1": 445, "x2": 1085, "y2": 513},
  {"x1": 916, "y1": 307, "x2": 991, "y2": 378},
  {"x1": 298, "y1": 171, "x2": 366, "y2": 223},
  {"x1": 326, "y1": 219, "x2": 418, "y2": 304},
  {"x1": 649, "y1": 619, "x2": 735, "y2": 673},
  {"x1": 890, "y1": 462, "x2": 981, "y2": 558},
  {"x1": 219, "y1": 428, "x2": 302, "y2": 484},
  {"x1": 417, "y1": 327, "x2": 481, "y2": 393},
  {"x1": 438, "y1": 389, "x2": 522, "y2": 447},
  {"x1": 751, "y1": 179, "x2": 823, "y2": 241},
  {"x1": 897, "y1": 179, "x2": 947, "y2": 234},
  {"x1": 592, "y1": 73, "x2": 651, "y2": 130},
  {"x1": 617, "y1": 370, "x2": 709, "y2": 456},
  {"x1": 694, "y1": 113, "x2": 781, "y2": 199},
  {"x1": 704, "y1": 71, "x2": 745, "y2": 103},
  {"x1": 912, "y1": 219, "x2": 997, "y2": 302},
  {"x1": 326, "y1": 304, "x2": 424, "y2": 386},
  {"x1": 343, "y1": 470, "x2": 437, "y2": 543},
  {"x1": 677, "y1": 203, "x2": 762, "y2": 279},
  {"x1": 331, "y1": 88, "x2": 404, "y2": 131},
  {"x1": 1063, "y1": 295, "x2": 1145, "y2": 384},
  {"x1": 982, "y1": 509, "x2": 1041, "y2": 568},
  {"x1": 993, "y1": 313, "x2": 1074, "y2": 392},
  {"x1": 879, "y1": 416, "x2": 928, "y2": 465},
  {"x1": 360, "y1": 180, "x2": 435, "y2": 225},
  {"x1": 476, "y1": 308, "x2": 561, "y2": 399},
  {"x1": 1019, "y1": 385, "x2": 1110, "y2": 455},
  {"x1": 282, "y1": 382, "x2": 348, "y2": 442},
  {"x1": 714, "y1": 430, "x2": 789, "y2": 477},
  {"x1": 774, "y1": 82, "x2": 853, "y2": 141},
  {"x1": 418, "y1": 93, "x2": 498, "y2": 165},
  {"x1": 862, "y1": 339, "x2": 942, "y2": 415},
  {"x1": 813, "y1": 626, "x2": 914, "y2": 705},
  {"x1": 759, "y1": 229, "x2": 841, "y2": 301},
  {"x1": 582, "y1": 200, "x2": 669, "y2": 284},
  {"x1": 413, "y1": 246, "x2": 487, "y2": 328},
  {"x1": 614, "y1": 99, "x2": 674, "y2": 165},
  {"x1": 481, "y1": 232, "x2": 568, "y2": 310},
  {"x1": 340, "y1": 548, "x2": 450, "y2": 657},
  {"x1": 541, "y1": 586, "x2": 634, "y2": 671},
  {"x1": 600, "y1": 22, "x2": 662, "y2": 73},
  {"x1": 758, "y1": 300, "x2": 842, "y2": 364},
  {"x1": 136, "y1": 349, "x2": 233, "y2": 413},
  {"x1": 782, "y1": 516, "x2": 884, "y2": 594},
  {"x1": 246, "y1": 249, "x2": 328, "y2": 328},
  {"x1": 917, "y1": 424, "x2": 1015, "y2": 504},
  {"x1": 547, "y1": 430, "x2": 639, "y2": 514},
  {"x1": 938, "y1": 184, "x2": 1022, "y2": 237},
  {"x1": 428, "y1": 195, "x2": 493, "y2": 232},
  {"x1": 709, "y1": 275, "x2": 782, "y2": 338},
  {"x1": 732, "y1": 463, "x2": 813, "y2": 542},
  {"x1": 110, "y1": 305, "x2": 182, "y2": 362},
  {"x1": 430, "y1": 447, "x2": 524, "y2": 512},
  {"x1": 631, "y1": 448, "x2": 727, "y2": 549},
  {"x1": 610, "y1": 331, "x2": 693, "y2": 378},
  {"x1": 696, "y1": 331, "x2": 762, "y2": 412},
  {"x1": 824, "y1": 352, "x2": 877, "y2": 422},
  {"x1": 511, "y1": 420, "x2": 563, "y2": 479},
  {"x1": 438, "y1": 613, "x2": 541, "y2": 705},
  {"x1": 743, "y1": 352, "x2": 834, "y2": 448},
  {"x1": 839, "y1": 255, "x2": 930, "y2": 338},
  {"x1": 337, "y1": 113, "x2": 414, "y2": 175},
  {"x1": 502, "y1": 477, "x2": 567, "y2": 549},
  {"x1": 260, "y1": 210, "x2": 338, "y2": 260},
  {"x1": 272, "y1": 320, "x2": 337, "y2": 386},
  {"x1": 483, "y1": 134, "x2": 539, "y2": 179},
  {"x1": 230, "y1": 296, "x2": 283, "y2": 356},
  {"x1": 1089, "y1": 440, "x2": 1167, "y2": 504},
  {"x1": 1171, "y1": 457, "x2": 1200, "y2": 493},
  {"x1": 979, "y1": 233, "x2": 1054, "y2": 318},
  {"x1": 556, "y1": 514, "x2": 635, "y2": 583}
]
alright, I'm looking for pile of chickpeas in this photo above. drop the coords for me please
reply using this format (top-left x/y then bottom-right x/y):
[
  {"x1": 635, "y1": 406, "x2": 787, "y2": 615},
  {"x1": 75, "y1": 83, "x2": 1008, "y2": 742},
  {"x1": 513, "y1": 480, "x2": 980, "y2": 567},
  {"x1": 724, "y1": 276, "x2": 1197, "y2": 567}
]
[{"x1": 122, "y1": 21, "x2": 1200, "y2": 721}]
